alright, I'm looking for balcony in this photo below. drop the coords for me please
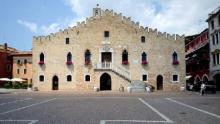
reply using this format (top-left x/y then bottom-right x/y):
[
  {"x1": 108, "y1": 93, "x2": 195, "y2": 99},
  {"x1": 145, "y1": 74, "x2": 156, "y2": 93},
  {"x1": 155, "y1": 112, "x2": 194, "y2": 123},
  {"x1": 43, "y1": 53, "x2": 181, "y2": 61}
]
[{"x1": 94, "y1": 62, "x2": 112, "y2": 69}]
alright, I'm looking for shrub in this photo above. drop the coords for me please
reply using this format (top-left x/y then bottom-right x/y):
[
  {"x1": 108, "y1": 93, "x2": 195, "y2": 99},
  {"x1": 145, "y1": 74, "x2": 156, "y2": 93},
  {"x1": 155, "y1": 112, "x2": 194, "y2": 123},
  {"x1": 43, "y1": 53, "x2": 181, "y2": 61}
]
[
  {"x1": 4, "y1": 83, "x2": 12, "y2": 89},
  {"x1": 13, "y1": 82, "x2": 21, "y2": 89}
]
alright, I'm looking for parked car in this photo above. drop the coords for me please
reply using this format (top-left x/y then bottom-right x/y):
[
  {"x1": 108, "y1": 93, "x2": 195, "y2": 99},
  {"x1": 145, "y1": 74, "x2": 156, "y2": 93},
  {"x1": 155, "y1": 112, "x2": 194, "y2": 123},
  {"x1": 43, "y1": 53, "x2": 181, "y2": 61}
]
[
  {"x1": 189, "y1": 81, "x2": 216, "y2": 93},
  {"x1": 192, "y1": 81, "x2": 203, "y2": 92},
  {"x1": 204, "y1": 81, "x2": 216, "y2": 94}
]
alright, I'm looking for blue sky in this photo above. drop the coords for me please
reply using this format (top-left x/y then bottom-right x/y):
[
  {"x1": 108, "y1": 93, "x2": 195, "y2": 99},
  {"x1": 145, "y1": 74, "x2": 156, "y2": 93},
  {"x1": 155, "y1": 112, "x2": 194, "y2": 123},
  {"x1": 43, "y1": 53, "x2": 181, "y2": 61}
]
[{"x1": 0, "y1": 0, "x2": 219, "y2": 51}]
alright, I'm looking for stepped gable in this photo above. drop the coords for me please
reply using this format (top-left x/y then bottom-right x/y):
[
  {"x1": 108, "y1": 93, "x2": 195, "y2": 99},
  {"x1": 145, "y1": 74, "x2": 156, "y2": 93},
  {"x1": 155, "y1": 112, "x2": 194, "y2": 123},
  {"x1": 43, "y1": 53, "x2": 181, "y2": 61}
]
[{"x1": 33, "y1": 8, "x2": 184, "y2": 42}]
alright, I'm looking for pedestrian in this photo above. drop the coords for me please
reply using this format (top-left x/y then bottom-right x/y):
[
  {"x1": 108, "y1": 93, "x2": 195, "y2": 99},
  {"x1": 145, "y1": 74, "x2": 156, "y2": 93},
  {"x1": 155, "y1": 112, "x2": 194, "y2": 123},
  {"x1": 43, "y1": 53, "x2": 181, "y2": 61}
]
[{"x1": 200, "y1": 82, "x2": 206, "y2": 95}]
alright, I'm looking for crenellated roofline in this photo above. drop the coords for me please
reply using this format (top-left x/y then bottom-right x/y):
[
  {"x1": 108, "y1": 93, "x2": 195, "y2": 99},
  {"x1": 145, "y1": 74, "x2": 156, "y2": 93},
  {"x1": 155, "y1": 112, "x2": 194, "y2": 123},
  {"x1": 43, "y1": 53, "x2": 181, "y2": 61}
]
[{"x1": 33, "y1": 8, "x2": 185, "y2": 41}]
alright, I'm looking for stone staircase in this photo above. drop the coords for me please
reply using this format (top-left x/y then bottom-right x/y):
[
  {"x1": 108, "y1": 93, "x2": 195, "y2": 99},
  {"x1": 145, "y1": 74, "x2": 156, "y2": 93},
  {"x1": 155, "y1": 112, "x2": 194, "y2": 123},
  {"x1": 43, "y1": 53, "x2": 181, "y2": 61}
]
[{"x1": 94, "y1": 62, "x2": 131, "y2": 82}]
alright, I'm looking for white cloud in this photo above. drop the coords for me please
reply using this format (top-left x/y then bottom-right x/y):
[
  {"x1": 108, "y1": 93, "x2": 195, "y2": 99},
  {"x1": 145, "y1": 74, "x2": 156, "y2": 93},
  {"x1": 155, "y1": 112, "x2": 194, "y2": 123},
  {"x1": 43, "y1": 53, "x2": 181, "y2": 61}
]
[
  {"x1": 64, "y1": 0, "x2": 220, "y2": 35},
  {"x1": 17, "y1": 19, "x2": 38, "y2": 33},
  {"x1": 18, "y1": 0, "x2": 220, "y2": 35}
]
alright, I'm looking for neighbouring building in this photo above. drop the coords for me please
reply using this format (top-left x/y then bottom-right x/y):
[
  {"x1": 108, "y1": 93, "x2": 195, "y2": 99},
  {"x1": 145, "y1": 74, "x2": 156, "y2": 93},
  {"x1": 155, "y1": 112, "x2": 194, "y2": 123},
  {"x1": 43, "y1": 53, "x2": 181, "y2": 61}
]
[
  {"x1": 185, "y1": 29, "x2": 209, "y2": 84},
  {"x1": 207, "y1": 6, "x2": 220, "y2": 90},
  {"x1": 0, "y1": 43, "x2": 17, "y2": 86},
  {"x1": 12, "y1": 52, "x2": 32, "y2": 84},
  {"x1": 33, "y1": 6, "x2": 185, "y2": 91}
]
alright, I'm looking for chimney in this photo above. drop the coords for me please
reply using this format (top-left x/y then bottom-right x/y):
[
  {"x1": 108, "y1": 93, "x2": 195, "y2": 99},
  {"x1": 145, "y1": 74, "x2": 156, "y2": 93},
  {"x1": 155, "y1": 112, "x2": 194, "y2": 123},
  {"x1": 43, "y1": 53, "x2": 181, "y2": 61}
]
[{"x1": 4, "y1": 43, "x2": 7, "y2": 50}]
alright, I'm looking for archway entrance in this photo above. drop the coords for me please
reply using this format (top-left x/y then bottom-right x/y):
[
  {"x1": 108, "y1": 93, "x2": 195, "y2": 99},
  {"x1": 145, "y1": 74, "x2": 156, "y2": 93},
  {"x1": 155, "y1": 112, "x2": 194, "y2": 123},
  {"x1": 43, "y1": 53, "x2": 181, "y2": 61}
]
[
  {"x1": 100, "y1": 73, "x2": 111, "y2": 91},
  {"x1": 214, "y1": 74, "x2": 220, "y2": 90},
  {"x1": 52, "y1": 76, "x2": 59, "y2": 90},
  {"x1": 157, "y1": 75, "x2": 163, "y2": 90}
]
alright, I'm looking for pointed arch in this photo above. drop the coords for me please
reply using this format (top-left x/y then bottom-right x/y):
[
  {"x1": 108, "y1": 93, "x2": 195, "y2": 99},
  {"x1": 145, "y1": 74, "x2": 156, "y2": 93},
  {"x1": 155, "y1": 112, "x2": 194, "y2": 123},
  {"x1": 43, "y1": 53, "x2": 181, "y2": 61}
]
[
  {"x1": 40, "y1": 53, "x2": 44, "y2": 62},
  {"x1": 122, "y1": 50, "x2": 128, "y2": 62},
  {"x1": 85, "y1": 49, "x2": 91, "y2": 64},
  {"x1": 142, "y1": 52, "x2": 147, "y2": 61},
  {"x1": 67, "y1": 52, "x2": 72, "y2": 62}
]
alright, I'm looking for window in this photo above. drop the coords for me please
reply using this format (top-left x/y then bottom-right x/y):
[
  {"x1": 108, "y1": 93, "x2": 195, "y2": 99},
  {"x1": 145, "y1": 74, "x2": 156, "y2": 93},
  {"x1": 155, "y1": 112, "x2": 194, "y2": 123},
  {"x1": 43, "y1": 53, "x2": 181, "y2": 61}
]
[
  {"x1": 213, "y1": 54, "x2": 216, "y2": 65},
  {"x1": 40, "y1": 53, "x2": 44, "y2": 62},
  {"x1": 39, "y1": 75, "x2": 44, "y2": 82},
  {"x1": 172, "y1": 75, "x2": 179, "y2": 82},
  {"x1": 142, "y1": 52, "x2": 147, "y2": 61},
  {"x1": 66, "y1": 52, "x2": 73, "y2": 65},
  {"x1": 141, "y1": 36, "x2": 145, "y2": 43},
  {"x1": 85, "y1": 50, "x2": 91, "y2": 65},
  {"x1": 95, "y1": 10, "x2": 99, "y2": 15},
  {"x1": 17, "y1": 69, "x2": 19, "y2": 74},
  {"x1": 212, "y1": 35, "x2": 215, "y2": 45},
  {"x1": 172, "y1": 51, "x2": 179, "y2": 65},
  {"x1": 66, "y1": 38, "x2": 70, "y2": 44},
  {"x1": 141, "y1": 52, "x2": 148, "y2": 64},
  {"x1": 17, "y1": 60, "x2": 20, "y2": 64},
  {"x1": 85, "y1": 75, "x2": 90, "y2": 82},
  {"x1": 217, "y1": 53, "x2": 220, "y2": 65},
  {"x1": 39, "y1": 53, "x2": 45, "y2": 65},
  {"x1": 67, "y1": 75, "x2": 72, "y2": 82},
  {"x1": 219, "y1": 15, "x2": 220, "y2": 25},
  {"x1": 67, "y1": 52, "x2": 72, "y2": 61},
  {"x1": 7, "y1": 65, "x2": 11, "y2": 72},
  {"x1": 142, "y1": 75, "x2": 148, "y2": 81},
  {"x1": 211, "y1": 21, "x2": 214, "y2": 30},
  {"x1": 122, "y1": 50, "x2": 128, "y2": 64},
  {"x1": 24, "y1": 69, "x2": 27, "y2": 74},
  {"x1": 104, "y1": 31, "x2": 109, "y2": 38},
  {"x1": 24, "y1": 59, "x2": 27, "y2": 64},
  {"x1": 216, "y1": 33, "x2": 219, "y2": 44}
]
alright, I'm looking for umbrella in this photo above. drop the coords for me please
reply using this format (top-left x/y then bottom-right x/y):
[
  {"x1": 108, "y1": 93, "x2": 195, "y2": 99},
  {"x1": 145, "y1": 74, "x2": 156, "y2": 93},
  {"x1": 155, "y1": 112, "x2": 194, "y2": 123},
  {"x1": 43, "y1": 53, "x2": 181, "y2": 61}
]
[
  {"x1": 185, "y1": 75, "x2": 192, "y2": 80},
  {"x1": 0, "y1": 78, "x2": 11, "y2": 81},
  {"x1": 11, "y1": 78, "x2": 26, "y2": 82}
]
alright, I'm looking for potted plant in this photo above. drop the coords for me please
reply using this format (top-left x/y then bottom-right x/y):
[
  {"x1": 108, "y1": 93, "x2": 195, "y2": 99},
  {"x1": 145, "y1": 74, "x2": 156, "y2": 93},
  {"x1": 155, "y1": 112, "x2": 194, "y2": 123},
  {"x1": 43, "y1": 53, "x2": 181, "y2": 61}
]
[
  {"x1": 27, "y1": 83, "x2": 32, "y2": 91},
  {"x1": 172, "y1": 60, "x2": 179, "y2": 65},
  {"x1": 38, "y1": 61, "x2": 44, "y2": 65},
  {"x1": 85, "y1": 60, "x2": 91, "y2": 65},
  {"x1": 66, "y1": 61, "x2": 73, "y2": 65},
  {"x1": 122, "y1": 61, "x2": 129, "y2": 65},
  {"x1": 141, "y1": 60, "x2": 148, "y2": 65}
]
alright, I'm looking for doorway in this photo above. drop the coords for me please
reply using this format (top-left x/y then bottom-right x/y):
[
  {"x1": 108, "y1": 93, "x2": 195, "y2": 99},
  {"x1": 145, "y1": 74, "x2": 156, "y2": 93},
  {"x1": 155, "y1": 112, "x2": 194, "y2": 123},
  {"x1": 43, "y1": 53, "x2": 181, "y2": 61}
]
[
  {"x1": 52, "y1": 76, "x2": 59, "y2": 90},
  {"x1": 100, "y1": 73, "x2": 111, "y2": 91},
  {"x1": 157, "y1": 75, "x2": 163, "y2": 90},
  {"x1": 101, "y1": 52, "x2": 112, "y2": 62}
]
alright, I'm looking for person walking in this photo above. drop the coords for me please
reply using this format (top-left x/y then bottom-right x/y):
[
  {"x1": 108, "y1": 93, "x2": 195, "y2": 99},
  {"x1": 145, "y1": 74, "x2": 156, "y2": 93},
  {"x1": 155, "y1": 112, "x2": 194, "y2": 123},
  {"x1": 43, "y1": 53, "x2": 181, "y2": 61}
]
[{"x1": 200, "y1": 82, "x2": 206, "y2": 95}]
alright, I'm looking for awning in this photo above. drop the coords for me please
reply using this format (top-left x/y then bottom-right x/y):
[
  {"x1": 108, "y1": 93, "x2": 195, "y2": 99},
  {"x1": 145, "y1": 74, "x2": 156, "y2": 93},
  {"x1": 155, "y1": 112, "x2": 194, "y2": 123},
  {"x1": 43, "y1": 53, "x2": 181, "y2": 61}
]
[{"x1": 0, "y1": 78, "x2": 11, "y2": 81}]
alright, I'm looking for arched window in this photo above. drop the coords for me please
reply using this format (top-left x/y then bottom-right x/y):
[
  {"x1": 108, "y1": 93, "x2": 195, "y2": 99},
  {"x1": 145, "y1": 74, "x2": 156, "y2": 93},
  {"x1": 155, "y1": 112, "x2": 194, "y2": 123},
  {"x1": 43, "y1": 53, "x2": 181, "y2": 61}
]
[
  {"x1": 141, "y1": 36, "x2": 145, "y2": 43},
  {"x1": 67, "y1": 75, "x2": 72, "y2": 82},
  {"x1": 17, "y1": 60, "x2": 21, "y2": 64},
  {"x1": 39, "y1": 75, "x2": 44, "y2": 82},
  {"x1": 24, "y1": 59, "x2": 27, "y2": 64},
  {"x1": 172, "y1": 51, "x2": 179, "y2": 65},
  {"x1": 85, "y1": 50, "x2": 91, "y2": 65},
  {"x1": 85, "y1": 75, "x2": 90, "y2": 82},
  {"x1": 122, "y1": 50, "x2": 128, "y2": 65},
  {"x1": 66, "y1": 52, "x2": 73, "y2": 65},
  {"x1": 141, "y1": 52, "x2": 148, "y2": 65},
  {"x1": 39, "y1": 53, "x2": 45, "y2": 65},
  {"x1": 67, "y1": 52, "x2": 72, "y2": 61}
]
